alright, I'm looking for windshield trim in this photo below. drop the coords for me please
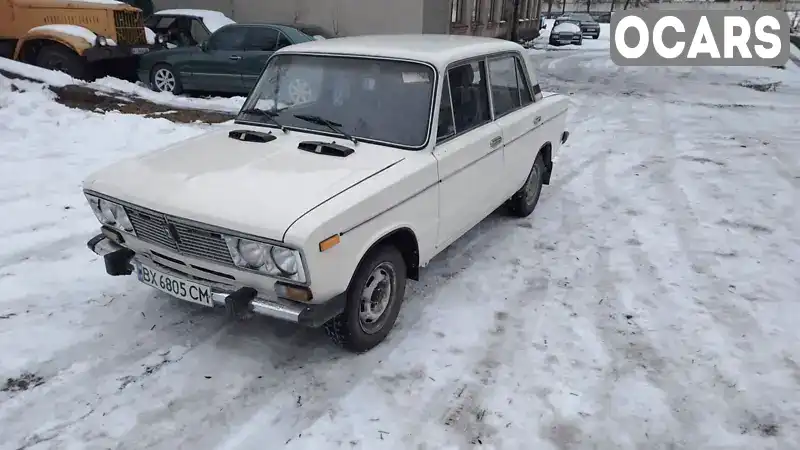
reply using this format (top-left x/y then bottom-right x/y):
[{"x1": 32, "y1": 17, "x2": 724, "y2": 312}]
[{"x1": 234, "y1": 51, "x2": 439, "y2": 151}]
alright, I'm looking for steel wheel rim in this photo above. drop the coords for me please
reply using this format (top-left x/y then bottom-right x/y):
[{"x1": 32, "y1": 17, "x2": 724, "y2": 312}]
[
  {"x1": 358, "y1": 262, "x2": 396, "y2": 334},
  {"x1": 525, "y1": 165, "x2": 542, "y2": 206},
  {"x1": 288, "y1": 78, "x2": 312, "y2": 105},
  {"x1": 154, "y1": 68, "x2": 176, "y2": 92}
]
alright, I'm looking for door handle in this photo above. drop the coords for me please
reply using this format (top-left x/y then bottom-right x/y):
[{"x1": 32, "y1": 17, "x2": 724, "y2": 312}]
[
  {"x1": 490, "y1": 136, "x2": 503, "y2": 148},
  {"x1": 229, "y1": 55, "x2": 242, "y2": 60}
]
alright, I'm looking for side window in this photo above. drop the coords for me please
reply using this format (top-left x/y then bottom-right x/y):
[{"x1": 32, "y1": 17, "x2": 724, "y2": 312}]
[
  {"x1": 243, "y1": 27, "x2": 279, "y2": 51},
  {"x1": 516, "y1": 58, "x2": 533, "y2": 106},
  {"x1": 447, "y1": 60, "x2": 491, "y2": 134},
  {"x1": 487, "y1": 55, "x2": 522, "y2": 117},
  {"x1": 437, "y1": 73, "x2": 456, "y2": 142},
  {"x1": 208, "y1": 26, "x2": 247, "y2": 51},
  {"x1": 276, "y1": 32, "x2": 292, "y2": 50},
  {"x1": 190, "y1": 19, "x2": 210, "y2": 44},
  {"x1": 154, "y1": 17, "x2": 175, "y2": 30}
]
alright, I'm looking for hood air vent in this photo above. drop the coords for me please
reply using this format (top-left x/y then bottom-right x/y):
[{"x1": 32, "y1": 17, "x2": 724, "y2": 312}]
[
  {"x1": 298, "y1": 140, "x2": 355, "y2": 157},
  {"x1": 228, "y1": 129, "x2": 277, "y2": 143}
]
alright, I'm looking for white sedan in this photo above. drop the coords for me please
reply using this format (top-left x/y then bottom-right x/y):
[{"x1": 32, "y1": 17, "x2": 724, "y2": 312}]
[{"x1": 82, "y1": 35, "x2": 571, "y2": 353}]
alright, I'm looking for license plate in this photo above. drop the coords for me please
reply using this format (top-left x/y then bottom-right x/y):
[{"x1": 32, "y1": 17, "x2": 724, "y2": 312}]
[
  {"x1": 131, "y1": 47, "x2": 150, "y2": 55},
  {"x1": 137, "y1": 263, "x2": 213, "y2": 307}
]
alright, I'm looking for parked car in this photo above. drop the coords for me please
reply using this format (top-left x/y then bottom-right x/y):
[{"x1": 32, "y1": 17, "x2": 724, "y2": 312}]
[
  {"x1": 83, "y1": 34, "x2": 570, "y2": 352},
  {"x1": 144, "y1": 9, "x2": 236, "y2": 48},
  {"x1": 549, "y1": 20, "x2": 583, "y2": 46},
  {"x1": 557, "y1": 13, "x2": 600, "y2": 39},
  {"x1": 137, "y1": 23, "x2": 315, "y2": 95}
]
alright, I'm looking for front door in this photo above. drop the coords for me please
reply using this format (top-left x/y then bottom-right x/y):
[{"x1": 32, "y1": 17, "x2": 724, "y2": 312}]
[
  {"x1": 184, "y1": 25, "x2": 248, "y2": 93},
  {"x1": 432, "y1": 60, "x2": 505, "y2": 249}
]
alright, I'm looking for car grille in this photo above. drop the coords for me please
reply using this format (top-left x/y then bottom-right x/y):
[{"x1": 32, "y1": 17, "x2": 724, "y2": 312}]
[
  {"x1": 124, "y1": 205, "x2": 235, "y2": 266},
  {"x1": 114, "y1": 10, "x2": 147, "y2": 45}
]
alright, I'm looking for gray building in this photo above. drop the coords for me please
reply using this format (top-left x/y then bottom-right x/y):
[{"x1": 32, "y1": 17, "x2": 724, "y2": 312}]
[{"x1": 153, "y1": 0, "x2": 543, "y2": 40}]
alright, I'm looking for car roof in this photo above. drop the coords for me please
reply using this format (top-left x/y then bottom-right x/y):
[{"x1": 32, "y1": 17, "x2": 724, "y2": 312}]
[{"x1": 275, "y1": 34, "x2": 526, "y2": 70}]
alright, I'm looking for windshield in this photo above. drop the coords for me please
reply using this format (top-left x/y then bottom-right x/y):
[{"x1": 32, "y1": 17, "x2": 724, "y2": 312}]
[{"x1": 237, "y1": 54, "x2": 436, "y2": 149}]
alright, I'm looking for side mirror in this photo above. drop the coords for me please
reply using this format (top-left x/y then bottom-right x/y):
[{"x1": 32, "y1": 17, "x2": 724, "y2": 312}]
[{"x1": 199, "y1": 40, "x2": 208, "y2": 51}]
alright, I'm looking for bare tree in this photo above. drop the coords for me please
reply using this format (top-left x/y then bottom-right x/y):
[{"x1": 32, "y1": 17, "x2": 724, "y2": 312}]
[{"x1": 547, "y1": 0, "x2": 555, "y2": 16}]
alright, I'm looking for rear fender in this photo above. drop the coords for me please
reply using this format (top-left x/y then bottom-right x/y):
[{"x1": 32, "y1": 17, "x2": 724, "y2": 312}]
[{"x1": 13, "y1": 28, "x2": 94, "y2": 60}]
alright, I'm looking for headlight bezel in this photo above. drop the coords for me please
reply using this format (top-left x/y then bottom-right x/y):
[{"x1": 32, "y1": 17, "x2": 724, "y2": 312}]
[
  {"x1": 224, "y1": 235, "x2": 307, "y2": 283},
  {"x1": 85, "y1": 193, "x2": 136, "y2": 236}
]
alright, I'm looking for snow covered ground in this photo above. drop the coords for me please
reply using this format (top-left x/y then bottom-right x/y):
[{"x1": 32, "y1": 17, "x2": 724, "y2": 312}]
[
  {"x1": 0, "y1": 57, "x2": 246, "y2": 113},
  {"x1": 1, "y1": 36, "x2": 800, "y2": 449}
]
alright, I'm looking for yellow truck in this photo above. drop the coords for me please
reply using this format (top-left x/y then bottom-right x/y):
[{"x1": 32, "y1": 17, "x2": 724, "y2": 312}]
[{"x1": 0, "y1": 0, "x2": 165, "y2": 80}]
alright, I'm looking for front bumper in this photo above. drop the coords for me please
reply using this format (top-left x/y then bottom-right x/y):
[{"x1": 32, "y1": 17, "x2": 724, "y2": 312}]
[
  {"x1": 83, "y1": 43, "x2": 166, "y2": 62},
  {"x1": 87, "y1": 233, "x2": 345, "y2": 327}
]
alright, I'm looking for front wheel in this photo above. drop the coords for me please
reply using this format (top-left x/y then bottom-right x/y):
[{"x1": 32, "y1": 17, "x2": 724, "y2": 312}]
[
  {"x1": 150, "y1": 63, "x2": 183, "y2": 95},
  {"x1": 36, "y1": 45, "x2": 89, "y2": 80},
  {"x1": 507, "y1": 152, "x2": 546, "y2": 218},
  {"x1": 324, "y1": 245, "x2": 407, "y2": 353}
]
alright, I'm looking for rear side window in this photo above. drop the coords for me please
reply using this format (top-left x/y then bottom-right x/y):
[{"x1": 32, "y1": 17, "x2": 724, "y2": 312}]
[
  {"x1": 487, "y1": 54, "x2": 533, "y2": 117},
  {"x1": 244, "y1": 27, "x2": 279, "y2": 51}
]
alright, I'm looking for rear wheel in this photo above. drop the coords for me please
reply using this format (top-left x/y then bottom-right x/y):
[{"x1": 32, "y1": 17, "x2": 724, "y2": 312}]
[
  {"x1": 324, "y1": 245, "x2": 407, "y2": 353},
  {"x1": 150, "y1": 63, "x2": 183, "y2": 95},
  {"x1": 36, "y1": 45, "x2": 89, "y2": 80},
  {"x1": 507, "y1": 152, "x2": 546, "y2": 218}
]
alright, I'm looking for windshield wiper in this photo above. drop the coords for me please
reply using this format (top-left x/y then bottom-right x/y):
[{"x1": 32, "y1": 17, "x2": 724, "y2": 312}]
[
  {"x1": 293, "y1": 114, "x2": 358, "y2": 145},
  {"x1": 239, "y1": 107, "x2": 286, "y2": 132}
]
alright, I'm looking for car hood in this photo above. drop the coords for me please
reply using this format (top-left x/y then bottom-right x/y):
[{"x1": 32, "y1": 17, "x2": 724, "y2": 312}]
[{"x1": 83, "y1": 125, "x2": 407, "y2": 241}]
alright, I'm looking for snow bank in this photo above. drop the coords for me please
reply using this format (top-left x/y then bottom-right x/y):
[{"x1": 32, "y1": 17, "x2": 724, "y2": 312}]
[
  {"x1": 90, "y1": 76, "x2": 246, "y2": 113},
  {"x1": 0, "y1": 56, "x2": 246, "y2": 113},
  {"x1": 0, "y1": 56, "x2": 75, "y2": 86},
  {"x1": 155, "y1": 9, "x2": 236, "y2": 32}
]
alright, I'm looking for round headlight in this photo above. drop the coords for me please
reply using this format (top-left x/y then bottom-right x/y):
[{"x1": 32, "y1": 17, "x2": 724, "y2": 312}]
[
  {"x1": 238, "y1": 240, "x2": 268, "y2": 267},
  {"x1": 156, "y1": 34, "x2": 165, "y2": 44},
  {"x1": 98, "y1": 198, "x2": 117, "y2": 224},
  {"x1": 96, "y1": 36, "x2": 108, "y2": 46},
  {"x1": 270, "y1": 247, "x2": 298, "y2": 275}
]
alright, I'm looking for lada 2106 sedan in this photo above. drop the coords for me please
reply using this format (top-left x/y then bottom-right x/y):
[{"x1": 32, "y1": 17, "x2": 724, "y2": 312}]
[{"x1": 83, "y1": 34, "x2": 571, "y2": 353}]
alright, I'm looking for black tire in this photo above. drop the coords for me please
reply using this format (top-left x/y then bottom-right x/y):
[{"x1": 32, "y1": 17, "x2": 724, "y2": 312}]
[
  {"x1": 324, "y1": 245, "x2": 407, "y2": 353},
  {"x1": 150, "y1": 63, "x2": 183, "y2": 95},
  {"x1": 593, "y1": 34, "x2": 600, "y2": 39},
  {"x1": 507, "y1": 152, "x2": 547, "y2": 218},
  {"x1": 36, "y1": 45, "x2": 89, "y2": 80}
]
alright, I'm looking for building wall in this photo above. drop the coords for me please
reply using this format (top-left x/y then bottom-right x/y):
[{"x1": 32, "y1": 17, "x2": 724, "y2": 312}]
[
  {"x1": 153, "y1": 0, "x2": 426, "y2": 36},
  {"x1": 448, "y1": 0, "x2": 543, "y2": 40}
]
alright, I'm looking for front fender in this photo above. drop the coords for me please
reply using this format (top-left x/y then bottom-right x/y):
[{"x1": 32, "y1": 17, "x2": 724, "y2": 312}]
[
  {"x1": 284, "y1": 153, "x2": 440, "y2": 303},
  {"x1": 14, "y1": 28, "x2": 94, "y2": 60}
]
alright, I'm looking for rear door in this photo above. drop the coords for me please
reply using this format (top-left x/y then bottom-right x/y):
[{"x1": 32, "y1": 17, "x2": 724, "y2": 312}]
[
  {"x1": 485, "y1": 52, "x2": 539, "y2": 200},
  {"x1": 183, "y1": 25, "x2": 248, "y2": 93},
  {"x1": 238, "y1": 26, "x2": 286, "y2": 91}
]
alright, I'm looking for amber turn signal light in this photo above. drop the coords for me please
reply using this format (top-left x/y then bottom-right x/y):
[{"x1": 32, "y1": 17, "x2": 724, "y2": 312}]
[
  {"x1": 319, "y1": 234, "x2": 340, "y2": 252},
  {"x1": 274, "y1": 282, "x2": 313, "y2": 302}
]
